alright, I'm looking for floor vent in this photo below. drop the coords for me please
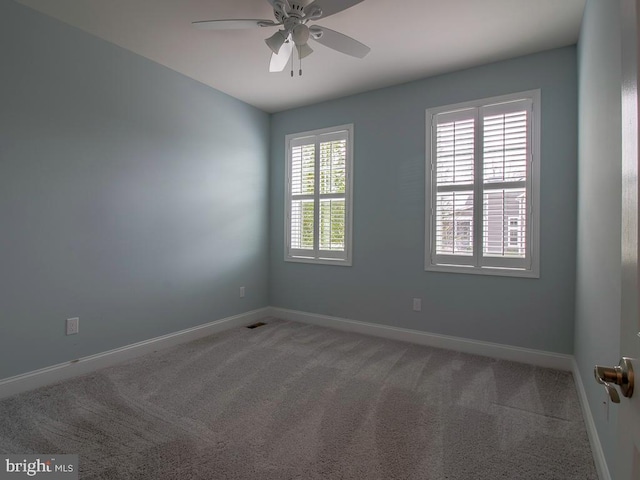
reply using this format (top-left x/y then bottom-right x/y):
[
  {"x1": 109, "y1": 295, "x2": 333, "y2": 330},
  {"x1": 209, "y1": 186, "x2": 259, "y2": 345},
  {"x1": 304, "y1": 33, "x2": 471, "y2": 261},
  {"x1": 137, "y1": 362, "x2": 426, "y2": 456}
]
[{"x1": 246, "y1": 322, "x2": 267, "y2": 329}]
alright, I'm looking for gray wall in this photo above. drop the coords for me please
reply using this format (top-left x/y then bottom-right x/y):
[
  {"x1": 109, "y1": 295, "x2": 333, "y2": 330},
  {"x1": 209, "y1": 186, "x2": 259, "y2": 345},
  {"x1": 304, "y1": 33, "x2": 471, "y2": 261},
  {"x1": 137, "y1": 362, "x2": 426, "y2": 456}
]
[
  {"x1": 0, "y1": 1, "x2": 270, "y2": 379},
  {"x1": 575, "y1": 0, "x2": 622, "y2": 470},
  {"x1": 270, "y1": 47, "x2": 578, "y2": 354}
]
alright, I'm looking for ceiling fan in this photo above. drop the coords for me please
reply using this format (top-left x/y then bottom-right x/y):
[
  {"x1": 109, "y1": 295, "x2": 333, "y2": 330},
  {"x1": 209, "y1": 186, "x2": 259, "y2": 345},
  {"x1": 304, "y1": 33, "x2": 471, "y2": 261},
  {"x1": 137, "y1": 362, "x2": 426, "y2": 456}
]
[{"x1": 193, "y1": 0, "x2": 371, "y2": 75}]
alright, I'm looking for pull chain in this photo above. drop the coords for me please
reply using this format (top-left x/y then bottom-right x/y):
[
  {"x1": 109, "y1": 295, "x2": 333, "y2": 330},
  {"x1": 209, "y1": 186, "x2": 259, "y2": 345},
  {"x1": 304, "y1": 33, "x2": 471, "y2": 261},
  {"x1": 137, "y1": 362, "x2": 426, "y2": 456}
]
[{"x1": 299, "y1": 50, "x2": 302, "y2": 76}]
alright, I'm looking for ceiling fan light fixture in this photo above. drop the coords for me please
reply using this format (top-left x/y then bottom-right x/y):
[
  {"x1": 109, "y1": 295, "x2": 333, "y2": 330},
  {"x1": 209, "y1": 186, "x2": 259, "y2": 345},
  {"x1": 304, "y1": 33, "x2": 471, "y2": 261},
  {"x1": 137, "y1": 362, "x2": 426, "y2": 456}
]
[
  {"x1": 265, "y1": 30, "x2": 288, "y2": 54},
  {"x1": 297, "y1": 43, "x2": 313, "y2": 59},
  {"x1": 292, "y1": 24, "x2": 310, "y2": 45}
]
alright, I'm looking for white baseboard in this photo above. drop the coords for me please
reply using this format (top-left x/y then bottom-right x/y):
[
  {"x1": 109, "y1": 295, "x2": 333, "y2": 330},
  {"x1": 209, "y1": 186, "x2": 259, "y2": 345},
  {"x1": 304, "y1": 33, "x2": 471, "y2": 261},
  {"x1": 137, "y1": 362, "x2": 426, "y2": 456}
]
[
  {"x1": 268, "y1": 307, "x2": 573, "y2": 371},
  {"x1": 572, "y1": 359, "x2": 612, "y2": 480},
  {"x1": 0, "y1": 307, "x2": 269, "y2": 400}
]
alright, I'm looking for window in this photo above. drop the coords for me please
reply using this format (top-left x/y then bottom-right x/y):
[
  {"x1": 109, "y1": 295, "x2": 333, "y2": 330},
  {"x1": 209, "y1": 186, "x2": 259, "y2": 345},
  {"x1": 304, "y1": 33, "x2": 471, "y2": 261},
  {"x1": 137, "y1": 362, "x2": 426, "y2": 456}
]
[
  {"x1": 285, "y1": 124, "x2": 353, "y2": 265},
  {"x1": 425, "y1": 91, "x2": 540, "y2": 277}
]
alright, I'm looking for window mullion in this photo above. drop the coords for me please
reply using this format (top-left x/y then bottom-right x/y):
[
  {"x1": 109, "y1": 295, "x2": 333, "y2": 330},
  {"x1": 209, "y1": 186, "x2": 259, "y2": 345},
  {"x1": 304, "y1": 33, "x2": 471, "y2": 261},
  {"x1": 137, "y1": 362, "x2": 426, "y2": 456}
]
[
  {"x1": 286, "y1": 140, "x2": 292, "y2": 256},
  {"x1": 482, "y1": 181, "x2": 527, "y2": 190},
  {"x1": 318, "y1": 192, "x2": 345, "y2": 200},
  {"x1": 313, "y1": 138, "x2": 320, "y2": 258},
  {"x1": 527, "y1": 101, "x2": 534, "y2": 269},
  {"x1": 473, "y1": 108, "x2": 483, "y2": 267},
  {"x1": 429, "y1": 120, "x2": 436, "y2": 264}
]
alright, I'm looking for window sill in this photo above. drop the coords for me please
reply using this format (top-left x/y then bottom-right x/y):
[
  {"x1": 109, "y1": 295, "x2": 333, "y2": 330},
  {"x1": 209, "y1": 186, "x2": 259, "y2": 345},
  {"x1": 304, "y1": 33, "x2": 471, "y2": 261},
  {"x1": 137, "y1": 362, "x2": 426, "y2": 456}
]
[
  {"x1": 425, "y1": 263, "x2": 539, "y2": 278},
  {"x1": 285, "y1": 256, "x2": 352, "y2": 267}
]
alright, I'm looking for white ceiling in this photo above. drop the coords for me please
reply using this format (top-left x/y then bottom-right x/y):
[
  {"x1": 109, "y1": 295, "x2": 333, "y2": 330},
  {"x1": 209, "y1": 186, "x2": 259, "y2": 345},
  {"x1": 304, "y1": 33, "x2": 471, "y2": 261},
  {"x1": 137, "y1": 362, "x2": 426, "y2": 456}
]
[{"x1": 15, "y1": 0, "x2": 586, "y2": 113}]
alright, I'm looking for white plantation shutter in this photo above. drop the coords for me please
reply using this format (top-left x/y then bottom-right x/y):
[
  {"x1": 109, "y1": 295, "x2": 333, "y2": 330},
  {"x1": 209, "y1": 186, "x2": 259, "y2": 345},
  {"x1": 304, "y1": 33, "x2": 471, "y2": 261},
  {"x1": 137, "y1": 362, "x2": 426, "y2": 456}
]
[
  {"x1": 286, "y1": 125, "x2": 353, "y2": 265},
  {"x1": 290, "y1": 140, "x2": 315, "y2": 251},
  {"x1": 481, "y1": 99, "x2": 531, "y2": 269},
  {"x1": 433, "y1": 110, "x2": 476, "y2": 265},
  {"x1": 426, "y1": 92, "x2": 539, "y2": 277},
  {"x1": 318, "y1": 133, "x2": 347, "y2": 254}
]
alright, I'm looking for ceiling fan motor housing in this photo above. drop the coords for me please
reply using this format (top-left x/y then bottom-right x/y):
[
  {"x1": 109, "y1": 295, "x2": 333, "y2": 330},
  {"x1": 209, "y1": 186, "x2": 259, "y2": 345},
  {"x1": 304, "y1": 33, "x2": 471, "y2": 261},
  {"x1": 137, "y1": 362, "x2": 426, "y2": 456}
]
[
  {"x1": 288, "y1": 2, "x2": 307, "y2": 16},
  {"x1": 274, "y1": 0, "x2": 318, "y2": 23}
]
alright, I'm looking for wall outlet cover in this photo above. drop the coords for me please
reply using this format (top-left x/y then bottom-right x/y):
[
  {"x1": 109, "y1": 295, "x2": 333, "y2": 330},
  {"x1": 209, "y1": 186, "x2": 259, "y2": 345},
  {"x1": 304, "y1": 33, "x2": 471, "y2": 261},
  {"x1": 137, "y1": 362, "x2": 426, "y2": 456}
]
[
  {"x1": 413, "y1": 298, "x2": 422, "y2": 312},
  {"x1": 66, "y1": 317, "x2": 79, "y2": 335}
]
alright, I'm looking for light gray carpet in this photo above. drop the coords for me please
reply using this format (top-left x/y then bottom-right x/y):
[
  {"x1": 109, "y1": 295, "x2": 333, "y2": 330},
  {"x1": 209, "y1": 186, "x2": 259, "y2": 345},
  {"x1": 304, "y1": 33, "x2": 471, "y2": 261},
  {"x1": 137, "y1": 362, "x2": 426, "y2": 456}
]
[{"x1": 0, "y1": 318, "x2": 597, "y2": 479}]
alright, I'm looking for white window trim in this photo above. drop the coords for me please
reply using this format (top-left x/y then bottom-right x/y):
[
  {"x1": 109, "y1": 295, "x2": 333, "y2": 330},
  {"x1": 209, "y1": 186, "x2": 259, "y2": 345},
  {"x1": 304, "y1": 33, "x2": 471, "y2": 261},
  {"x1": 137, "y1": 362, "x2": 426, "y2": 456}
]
[
  {"x1": 425, "y1": 90, "x2": 541, "y2": 278},
  {"x1": 285, "y1": 124, "x2": 354, "y2": 266}
]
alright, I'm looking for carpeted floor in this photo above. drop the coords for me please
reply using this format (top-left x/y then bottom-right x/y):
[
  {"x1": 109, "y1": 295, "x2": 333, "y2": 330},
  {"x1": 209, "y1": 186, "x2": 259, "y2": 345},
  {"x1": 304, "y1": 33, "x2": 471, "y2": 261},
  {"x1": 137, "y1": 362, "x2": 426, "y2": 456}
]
[{"x1": 0, "y1": 318, "x2": 597, "y2": 479}]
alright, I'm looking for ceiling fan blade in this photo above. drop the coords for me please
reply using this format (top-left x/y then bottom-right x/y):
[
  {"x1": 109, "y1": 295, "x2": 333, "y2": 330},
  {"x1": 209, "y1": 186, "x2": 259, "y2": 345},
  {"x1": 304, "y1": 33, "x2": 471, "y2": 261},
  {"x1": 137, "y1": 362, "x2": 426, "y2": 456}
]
[
  {"x1": 192, "y1": 19, "x2": 278, "y2": 30},
  {"x1": 309, "y1": 26, "x2": 370, "y2": 58},
  {"x1": 305, "y1": 0, "x2": 366, "y2": 20},
  {"x1": 267, "y1": 0, "x2": 290, "y2": 6},
  {"x1": 269, "y1": 39, "x2": 294, "y2": 72}
]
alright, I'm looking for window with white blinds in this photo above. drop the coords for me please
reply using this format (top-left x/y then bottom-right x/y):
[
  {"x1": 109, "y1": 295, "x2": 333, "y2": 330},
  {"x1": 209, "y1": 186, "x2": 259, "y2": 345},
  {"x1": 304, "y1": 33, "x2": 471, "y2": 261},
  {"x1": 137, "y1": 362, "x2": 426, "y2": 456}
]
[
  {"x1": 425, "y1": 91, "x2": 540, "y2": 277},
  {"x1": 285, "y1": 124, "x2": 353, "y2": 265}
]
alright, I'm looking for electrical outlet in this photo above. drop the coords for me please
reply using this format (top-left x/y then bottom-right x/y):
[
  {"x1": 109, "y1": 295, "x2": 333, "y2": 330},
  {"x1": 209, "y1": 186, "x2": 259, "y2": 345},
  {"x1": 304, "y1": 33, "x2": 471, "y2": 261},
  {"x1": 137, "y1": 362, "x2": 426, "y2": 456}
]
[
  {"x1": 240, "y1": 286, "x2": 245, "y2": 298},
  {"x1": 66, "y1": 317, "x2": 79, "y2": 335},
  {"x1": 413, "y1": 298, "x2": 422, "y2": 312}
]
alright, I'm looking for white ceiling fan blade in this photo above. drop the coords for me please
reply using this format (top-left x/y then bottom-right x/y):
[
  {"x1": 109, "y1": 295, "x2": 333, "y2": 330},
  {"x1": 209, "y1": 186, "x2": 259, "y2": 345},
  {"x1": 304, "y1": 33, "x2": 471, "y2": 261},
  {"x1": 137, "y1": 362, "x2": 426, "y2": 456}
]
[
  {"x1": 309, "y1": 26, "x2": 370, "y2": 58},
  {"x1": 269, "y1": 39, "x2": 293, "y2": 72},
  {"x1": 267, "y1": 0, "x2": 290, "y2": 7},
  {"x1": 305, "y1": 0, "x2": 366, "y2": 20},
  {"x1": 192, "y1": 19, "x2": 278, "y2": 30}
]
